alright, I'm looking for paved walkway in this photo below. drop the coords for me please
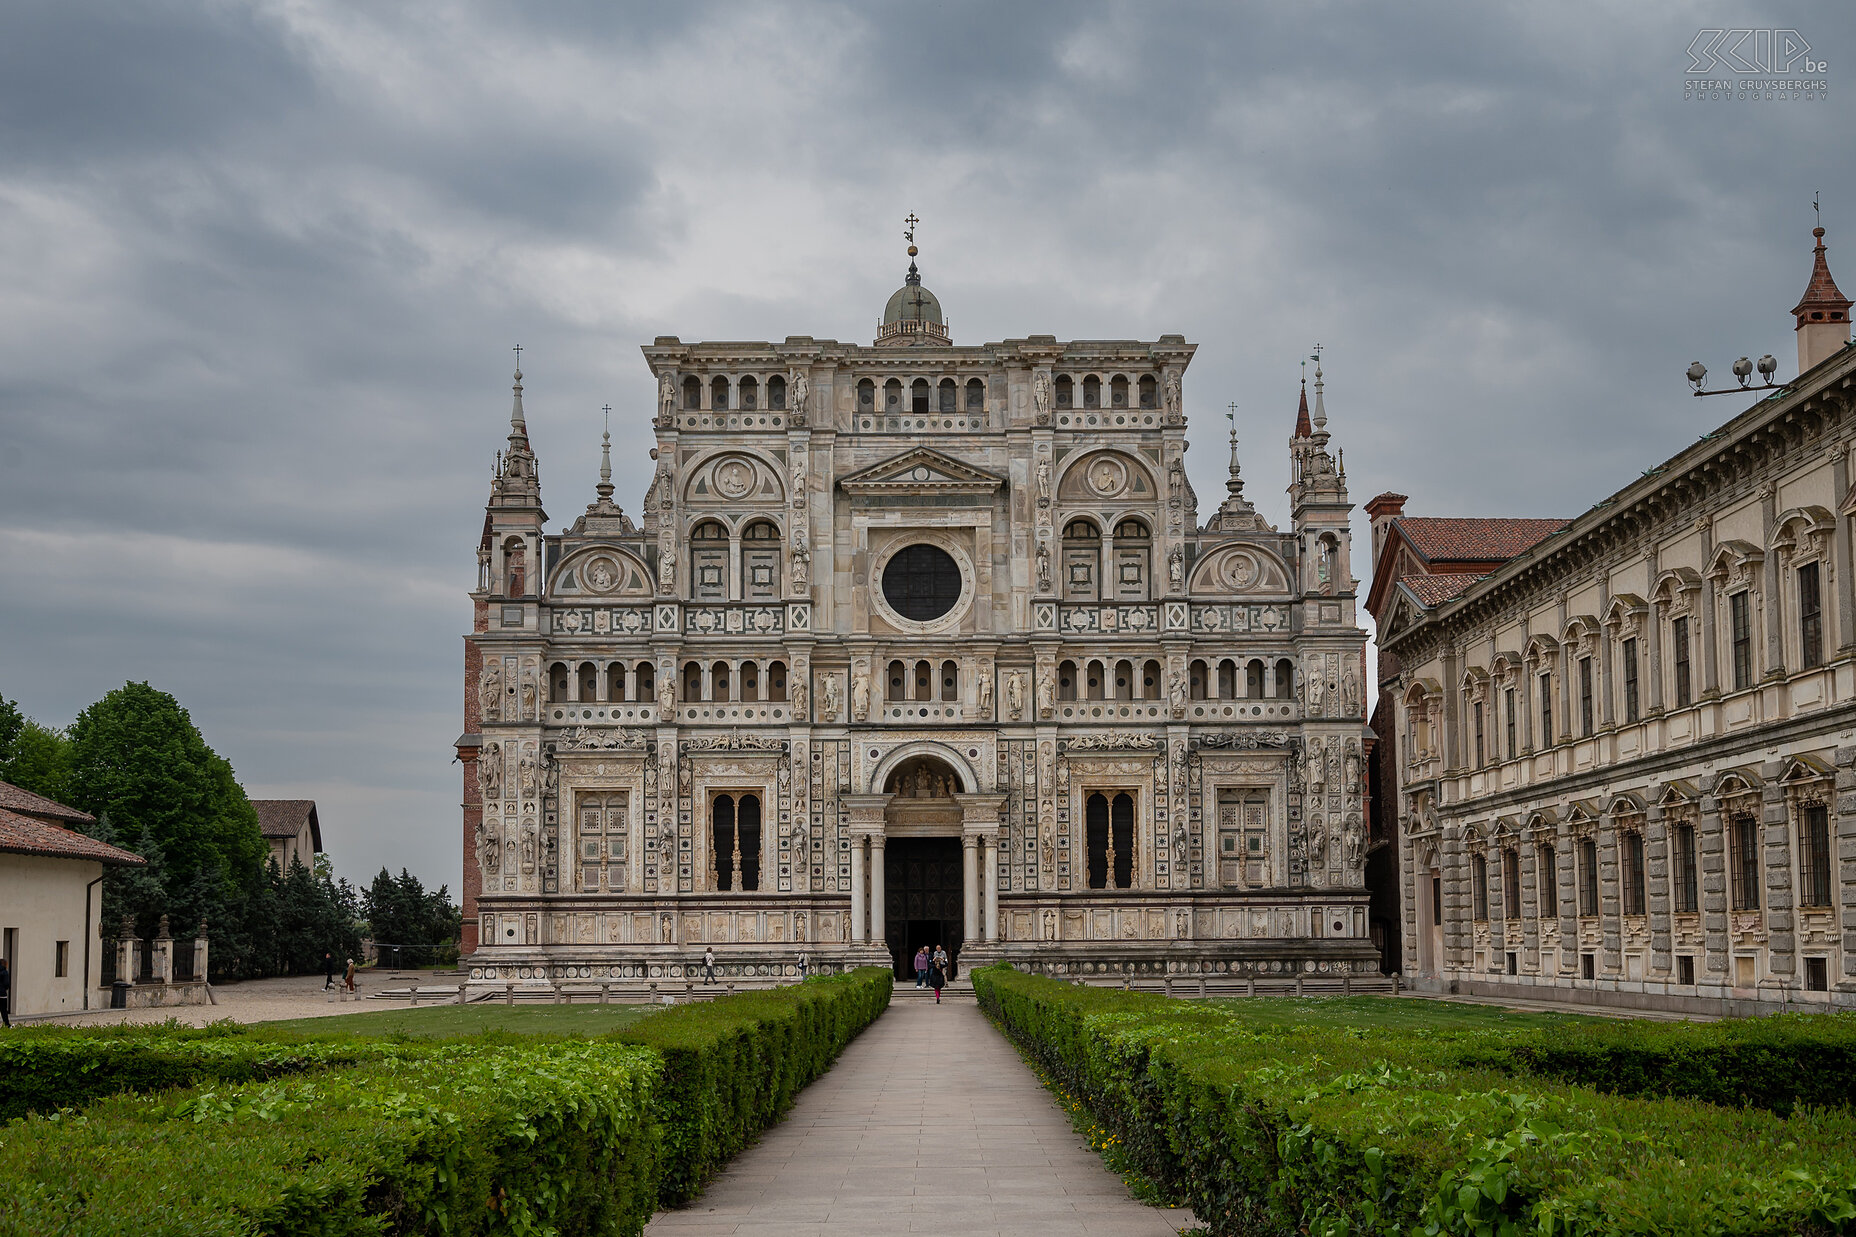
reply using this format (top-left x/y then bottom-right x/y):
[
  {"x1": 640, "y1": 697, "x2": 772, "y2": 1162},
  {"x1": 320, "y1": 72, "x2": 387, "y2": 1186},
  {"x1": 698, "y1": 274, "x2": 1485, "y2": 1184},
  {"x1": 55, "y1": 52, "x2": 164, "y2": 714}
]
[
  {"x1": 645, "y1": 992, "x2": 1192, "y2": 1236},
  {"x1": 30, "y1": 972, "x2": 440, "y2": 1027}
]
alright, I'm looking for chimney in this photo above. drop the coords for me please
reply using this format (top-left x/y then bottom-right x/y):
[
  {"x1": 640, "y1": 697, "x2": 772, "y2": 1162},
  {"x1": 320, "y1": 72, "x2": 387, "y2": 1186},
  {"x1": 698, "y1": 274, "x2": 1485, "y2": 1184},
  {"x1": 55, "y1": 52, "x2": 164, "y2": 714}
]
[{"x1": 1365, "y1": 492, "x2": 1408, "y2": 566}]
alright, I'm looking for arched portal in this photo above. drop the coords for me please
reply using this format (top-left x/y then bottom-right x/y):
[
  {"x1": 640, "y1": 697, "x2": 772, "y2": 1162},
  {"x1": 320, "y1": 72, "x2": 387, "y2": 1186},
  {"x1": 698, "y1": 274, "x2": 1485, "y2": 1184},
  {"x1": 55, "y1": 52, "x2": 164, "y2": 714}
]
[{"x1": 879, "y1": 752, "x2": 967, "y2": 981}]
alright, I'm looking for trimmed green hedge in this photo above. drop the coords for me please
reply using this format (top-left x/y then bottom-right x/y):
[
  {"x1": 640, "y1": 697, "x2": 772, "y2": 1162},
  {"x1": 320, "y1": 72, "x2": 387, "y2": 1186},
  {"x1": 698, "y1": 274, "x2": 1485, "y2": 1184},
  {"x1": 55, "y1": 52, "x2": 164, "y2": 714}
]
[
  {"x1": 0, "y1": 1023, "x2": 438, "y2": 1121},
  {"x1": 0, "y1": 969, "x2": 892, "y2": 1236},
  {"x1": 975, "y1": 965, "x2": 1856, "y2": 1236},
  {"x1": 0, "y1": 1039, "x2": 661, "y2": 1237},
  {"x1": 615, "y1": 966, "x2": 893, "y2": 1202},
  {"x1": 1458, "y1": 1013, "x2": 1856, "y2": 1114}
]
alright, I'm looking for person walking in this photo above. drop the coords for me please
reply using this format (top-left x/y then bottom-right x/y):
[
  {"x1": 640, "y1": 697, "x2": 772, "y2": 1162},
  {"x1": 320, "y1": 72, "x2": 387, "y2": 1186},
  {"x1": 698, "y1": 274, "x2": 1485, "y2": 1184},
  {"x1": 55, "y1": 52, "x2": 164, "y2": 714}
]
[
  {"x1": 0, "y1": 957, "x2": 11, "y2": 1027},
  {"x1": 342, "y1": 957, "x2": 357, "y2": 995},
  {"x1": 913, "y1": 945, "x2": 929, "y2": 988},
  {"x1": 322, "y1": 951, "x2": 336, "y2": 991},
  {"x1": 927, "y1": 947, "x2": 946, "y2": 1004},
  {"x1": 703, "y1": 946, "x2": 716, "y2": 985}
]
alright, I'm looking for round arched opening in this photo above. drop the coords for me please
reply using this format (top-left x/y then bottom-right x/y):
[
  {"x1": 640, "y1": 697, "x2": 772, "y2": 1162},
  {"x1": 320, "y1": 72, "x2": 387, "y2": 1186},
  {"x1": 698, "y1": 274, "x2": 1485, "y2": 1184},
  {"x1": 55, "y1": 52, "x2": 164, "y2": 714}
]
[{"x1": 881, "y1": 543, "x2": 962, "y2": 621}]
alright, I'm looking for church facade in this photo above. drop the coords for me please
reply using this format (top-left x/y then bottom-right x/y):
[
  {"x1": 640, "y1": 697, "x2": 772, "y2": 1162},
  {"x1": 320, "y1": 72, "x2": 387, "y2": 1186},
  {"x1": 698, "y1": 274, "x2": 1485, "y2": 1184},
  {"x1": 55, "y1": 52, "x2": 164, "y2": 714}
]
[{"x1": 457, "y1": 244, "x2": 1377, "y2": 988}]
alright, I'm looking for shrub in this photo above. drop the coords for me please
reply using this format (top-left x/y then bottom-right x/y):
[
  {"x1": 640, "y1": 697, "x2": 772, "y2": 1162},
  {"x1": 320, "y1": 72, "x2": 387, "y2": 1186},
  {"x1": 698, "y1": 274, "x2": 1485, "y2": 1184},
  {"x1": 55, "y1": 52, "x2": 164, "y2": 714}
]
[
  {"x1": 1457, "y1": 1011, "x2": 1856, "y2": 1114},
  {"x1": 614, "y1": 966, "x2": 892, "y2": 1203},
  {"x1": 0, "y1": 1040, "x2": 661, "y2": 1237},
  {"x1": 0, "y1": 1022, "x2": 437, "y2": 1121},
  {"x1": 974, "y1": 966, "x2": 1856, "y2": 1236},
  {"x1": 0, "y1": 970, "x2": 893, "y2": 1235}
]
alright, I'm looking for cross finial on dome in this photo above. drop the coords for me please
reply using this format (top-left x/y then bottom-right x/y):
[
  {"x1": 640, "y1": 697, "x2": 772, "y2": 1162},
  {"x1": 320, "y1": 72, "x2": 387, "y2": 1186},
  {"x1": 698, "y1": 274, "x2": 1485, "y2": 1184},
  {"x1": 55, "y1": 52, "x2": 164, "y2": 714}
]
[{"x1": 597, "y1": 403, "x2": 614, "y2": 501}]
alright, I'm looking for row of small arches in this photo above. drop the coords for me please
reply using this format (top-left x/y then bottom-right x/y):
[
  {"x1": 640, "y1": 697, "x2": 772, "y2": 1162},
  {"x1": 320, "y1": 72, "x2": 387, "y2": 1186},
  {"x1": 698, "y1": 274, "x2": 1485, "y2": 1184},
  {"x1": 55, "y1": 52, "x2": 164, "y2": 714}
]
[
  {"x1": 1188, "y1": 658, "x2": 1296, "y2": 701},
  {"x1": 887, "y1": 659, "x2": 961, "y2": 702},
  {"x1": 1054, "y1": 373, "x2": 1159, "y2": 410},
  {"x1": 545, "y1": 660, "x2": 795, "y2": 704},
  {"x1": 858, "y1": 377, "x2": 988, "y2": 414},
  {"x1": 683, "y1": 375, "x2": 790, "y2": 412}
]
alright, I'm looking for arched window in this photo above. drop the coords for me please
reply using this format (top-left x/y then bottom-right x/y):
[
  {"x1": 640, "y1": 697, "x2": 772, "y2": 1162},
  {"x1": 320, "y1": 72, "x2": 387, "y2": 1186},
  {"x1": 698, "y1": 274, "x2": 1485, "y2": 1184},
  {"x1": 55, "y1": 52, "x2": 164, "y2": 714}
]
[
  {"x1": 1063, "y1": 518, "x2": 1100, "y2": 602},
  {"x1": 858, "y1": 378, "x2": 875, "y2": 411},
  {"x1": 550, "y1": 662, "x2": 570, "y2": 703},
  {"x1": 767, "y1": 374, "x2": 786, "y2": 410},
  {"x1": 1138, "y1": 374, "x2": 1157, "y2": 409},
  {"x1": 1189, "y1": 659, "x2": 1208, "y2": 700},
  {"x1": 577, "y1": 661, "x2": 599, "y2": 701},
  {"x1": 938, "y1": 378, "x2": 956, "y2": 412},
  {"x1": 1054, "y1": 374, "x2": 1073, "y2": 408},
  {"x1": 1110, "y1": 375, "x2": 1128, "y2": 408},
  {"x1": 710, "y1": 376, "x2": 730, "y2": 411},
  {"x1": 691, "y1": 521, "x2": 728, "y2": 602},
  {"x1": 607, "y1": 663, "x2": 626, "y2": 700},
  {"x1": 965, "y1": 378, "x2": 985, "y2": 411},
  {"x1": 739, "y1": 375, "x2": 758, "y2": 410},
  {"x1": 911, "y1": 378, "x2": 930, "y2": 413},
  {"x1": 635, "y1": 662, "x2": 655, "y2": 702},
  {"x1": 1082, "y1": 375, "x2": 1101, "y2": 408},
  {"x1": 940, "y1": 659, "x2": 959, "y2": 702},
  {"x1": 742, "y1": 520, "x2": 780, "y2": 601},
  {"x1": 1086, "y1": 659, "x2": 1105, "y2": 701},
  {"x1": 1115, "y1": 659, "x2": 1134, "y2": 701},
  {"x1": 1086, "y1": 792, "x2": 1135, "y2": 889},
  {"x1": 1058, "y1": 659, "x2": 1078, "y2": 701},
  {"x1": 1218, "y1": 659, "x2": 1237, "y2": 699},
  {"x1": 1142, "y1": 659, "x2": 1162, "y2": 700},
  {"x1": 711, "y1": 793, "x2": 762, "y2": 892},
  {"x1": 739, "y1": 660, "x2": 760, "y2": 702},
  {"x1": 503, "y1": 537, "x2": 527, "y2": 596},
  {"x1": 682, "y1": 375, "x2": 702, "y2": 410},
  {"x1": 711, "y1": 660, "x2": 731, "y2": 702},
  {"x1": 1246, "y1": 659, "x2": 1265, "y2": 698},
  {"x1": 1114, "y1": 518, "x2": 1150, "y2": 599},
  {"x1": 683, "y1": 661, "x2": 702, "y2": 701},
  {"x1": 1275, "y1": 658, "x2": 1295, "y2": 700},
  {"x1": 887, "y1": 660, "x2": 907, "y2": 701},
  {"x1": 884, "y1": 378, "x2": 902, "y2": 411},
  {"x1": 913, "y1": 659, "x2": 932, "y2": 702},
  {"x1": 767, "y1": 660, "x2": 787, "y2": 702}
]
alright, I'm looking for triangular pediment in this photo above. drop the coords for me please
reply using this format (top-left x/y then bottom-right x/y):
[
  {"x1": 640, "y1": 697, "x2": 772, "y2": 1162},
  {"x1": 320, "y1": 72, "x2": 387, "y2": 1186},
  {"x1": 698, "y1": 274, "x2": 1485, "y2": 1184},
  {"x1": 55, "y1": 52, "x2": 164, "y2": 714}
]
[{"x1": 838, "y1": 447, "x2": 1005, "y2": 495}]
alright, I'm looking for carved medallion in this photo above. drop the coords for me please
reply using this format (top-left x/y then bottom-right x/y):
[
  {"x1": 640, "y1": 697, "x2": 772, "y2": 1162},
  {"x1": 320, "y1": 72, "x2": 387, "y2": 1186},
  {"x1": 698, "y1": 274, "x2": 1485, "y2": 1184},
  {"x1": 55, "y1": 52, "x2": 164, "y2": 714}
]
[
  {"x1": 585, "y1": 556, "x2": 619, "y2": 593},
  {"x1": 715, "y1": 460, "x2": 753, "y2": 499}
]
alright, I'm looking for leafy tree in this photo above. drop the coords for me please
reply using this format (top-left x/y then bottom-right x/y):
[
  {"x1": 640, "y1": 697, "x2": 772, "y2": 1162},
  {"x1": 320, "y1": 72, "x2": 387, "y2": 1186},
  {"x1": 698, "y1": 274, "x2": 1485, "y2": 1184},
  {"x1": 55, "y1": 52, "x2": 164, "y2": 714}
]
[
  {"x1": 365, "y1": 867, "x2": 462, "y2": 968},
  {"x1": 0, "y1": 694, "x2": 71, "y2": 801},
  {"x1": 64, "y1": 682, "x2": 266, "y2": 929}
]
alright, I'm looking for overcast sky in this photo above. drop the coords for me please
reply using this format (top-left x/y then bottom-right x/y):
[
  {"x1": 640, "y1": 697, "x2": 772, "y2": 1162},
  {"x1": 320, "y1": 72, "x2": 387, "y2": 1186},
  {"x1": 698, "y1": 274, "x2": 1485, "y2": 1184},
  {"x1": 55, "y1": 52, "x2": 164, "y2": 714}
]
[{"x1": 1, "y1": 2, "x2": 1849, "y2": 890}]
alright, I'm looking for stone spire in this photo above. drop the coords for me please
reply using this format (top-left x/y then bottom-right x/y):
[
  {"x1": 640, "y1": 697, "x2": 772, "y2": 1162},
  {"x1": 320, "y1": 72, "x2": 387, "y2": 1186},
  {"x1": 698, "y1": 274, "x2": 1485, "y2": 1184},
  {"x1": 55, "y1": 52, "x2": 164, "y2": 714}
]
[
  {"x1": 492, "y1": 351, "x2": 542, "y2": 510},
  {"x1": 572, "y1": 402, "x2": 633, "y2": 534},
  {"x1": 1794, "y1": 213, "x2": 1853, "y2": 373},
  {"x1": 1311, "y1": 352, "x2": 1328, "y2": 432},
  {"x1": 1204, "y1": 399, "x2": 1270, "y2": 532},
  {"x1": 596, "y1": 404, "x2": 614, "y2": 504},
  {"x1": 1293, "y1": 372, "x2": 1313, "y2": 439}
]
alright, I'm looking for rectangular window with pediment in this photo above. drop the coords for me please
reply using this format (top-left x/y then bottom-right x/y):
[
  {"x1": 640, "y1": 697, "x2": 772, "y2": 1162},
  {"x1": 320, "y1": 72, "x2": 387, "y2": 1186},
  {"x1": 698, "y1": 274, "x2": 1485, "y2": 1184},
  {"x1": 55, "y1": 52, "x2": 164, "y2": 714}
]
[
  {"x1": 1730, "y1": 591, "x2": 1753, "y2": 691},
  {"x1": 1577, "y1": 838, "x2": 1599, "y2": 917},
  {"x1": 578, "y1": 792, "x2": 628, "y2": 893},
  {"x1": 1504, "y1": 687, "x2": 1517, "y2": 759},
  {"x1": 1799, "y1": 802, "x2": 1831, "y2": 907},
  {"x1": 1538, "y1": 843, "x2": 1558, "y2": 916},
  {"x1": 1673, "y1": 822, "x2": 1698, "y2": 912},
  {"x1": 1729, "y1": 814, "x2": 1760, "y2": 911},
  {"x1": 1799, "y1": 563, "x2": 1823, "y2": 669},
  {"x1": 1621, "y1": 638, "x2": 1639, "y2": 723},
  {"x1": 1622, "y1": 831, "x2": 1645, "y2": 915}
]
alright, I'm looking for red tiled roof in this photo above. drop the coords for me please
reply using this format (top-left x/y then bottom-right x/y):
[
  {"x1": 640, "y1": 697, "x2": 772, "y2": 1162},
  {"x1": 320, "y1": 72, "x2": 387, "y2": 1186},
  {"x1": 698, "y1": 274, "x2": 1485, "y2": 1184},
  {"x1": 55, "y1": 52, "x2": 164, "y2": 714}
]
[
  {"x1": 0, "y1": 780, "x2": 93, "y2": 826},
  {"x1": 251, "y1": 799, "x2": 322, "y2": 853},
  {"x1": 1396, "y1": 517, "x2": 1570, "y2": 564},
  {"x1": 0, "y1": 806, "x2": 145, "y2": 865},
  {"x1": 252, "y1": 799, "x2": 314, "y2": 839},
  {"x1": 1400, "y1": 573, "x2": 1487, "y2": 607},
  {"x1": 1795, "y1": 227, "x2": 1852, "y2": 317}
]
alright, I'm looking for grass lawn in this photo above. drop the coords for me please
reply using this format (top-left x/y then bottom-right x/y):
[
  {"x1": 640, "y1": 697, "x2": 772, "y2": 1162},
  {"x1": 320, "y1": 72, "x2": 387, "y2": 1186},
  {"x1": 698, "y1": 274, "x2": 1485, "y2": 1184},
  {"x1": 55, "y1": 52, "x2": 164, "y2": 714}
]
[
  {"x1": 263, "y1": 1001, "x2": 664, "y2": 1039},
  {"x1": 1202, "y1": 994, "x2": 1601, "y2": 1032}
]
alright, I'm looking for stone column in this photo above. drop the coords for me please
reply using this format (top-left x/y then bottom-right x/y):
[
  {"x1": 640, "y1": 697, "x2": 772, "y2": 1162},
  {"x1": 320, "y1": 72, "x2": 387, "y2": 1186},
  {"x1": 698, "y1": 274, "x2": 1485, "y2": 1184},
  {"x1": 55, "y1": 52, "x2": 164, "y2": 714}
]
[
  {"x1": 1698, "y1": 790, "x2": 1729, "y2": 981},
  {"x1": 984, "y1": 836, "x2": 999, "y2": 942},
  {"x1": 192, "y1": 921, "x2": 210, "y2": 985},
  {"x1": 962, "y1": 835, "x2": 980, "y2": 942},
  {"x1": 152, "y1": 915, "x2": 173, "y2": 985},
  {"x1": 1645, "y1": 808, "x2": 1672, "y2": 976},
  {"x1": 115, "y1": 917, "x2": 134, "y2": 986},
  {"x1": 848, "y1": 836, "x2": 866, "y2": 943},
  {"x1": 869, "y1": 834, "x2": 887, "y2": 952},
  {"x1": 1598, "y1": 814, "x2": 1621, "y2": 976},
  {"x1": 1761, "y1": 770, "x2": 1796, "y2": 984}
]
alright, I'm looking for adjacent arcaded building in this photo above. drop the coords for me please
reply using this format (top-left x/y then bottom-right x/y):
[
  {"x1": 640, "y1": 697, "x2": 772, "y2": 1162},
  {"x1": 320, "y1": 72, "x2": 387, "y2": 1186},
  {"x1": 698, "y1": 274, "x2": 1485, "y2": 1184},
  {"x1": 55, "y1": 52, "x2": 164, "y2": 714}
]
[
  {"x1": 1373, "y1": 224, "x2": 1856, "y2": 1014},
  {"x1": 457, "y1": 235, "x2": 1377, "y2": 989}
]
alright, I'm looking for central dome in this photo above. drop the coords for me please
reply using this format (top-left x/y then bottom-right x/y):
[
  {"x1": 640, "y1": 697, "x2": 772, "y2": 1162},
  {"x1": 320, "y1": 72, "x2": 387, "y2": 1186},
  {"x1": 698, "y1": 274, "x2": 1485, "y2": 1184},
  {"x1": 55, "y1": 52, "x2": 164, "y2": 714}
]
[
  {"x1": 875, "y1": 258, "x2": 950, "y2": 346},
  {"x1": 883, "y1": 273, "x2": 943, "y2": 327}
]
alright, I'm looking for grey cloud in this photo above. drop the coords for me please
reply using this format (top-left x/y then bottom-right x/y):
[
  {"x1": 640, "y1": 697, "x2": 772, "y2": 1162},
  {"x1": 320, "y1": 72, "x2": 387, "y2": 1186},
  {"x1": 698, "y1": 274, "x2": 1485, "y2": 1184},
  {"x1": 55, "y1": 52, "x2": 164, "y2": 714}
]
[{"x1": 1, "y1": 0, "x2": 1850, "y2": 888}]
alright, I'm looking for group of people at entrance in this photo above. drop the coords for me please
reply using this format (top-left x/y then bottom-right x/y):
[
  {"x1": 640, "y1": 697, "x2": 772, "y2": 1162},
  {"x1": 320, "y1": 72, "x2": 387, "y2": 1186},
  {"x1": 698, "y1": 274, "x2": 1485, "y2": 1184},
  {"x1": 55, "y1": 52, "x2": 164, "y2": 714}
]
[{"x1": 913, "y1": 945, "x2": 952, "y2": 1003}]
